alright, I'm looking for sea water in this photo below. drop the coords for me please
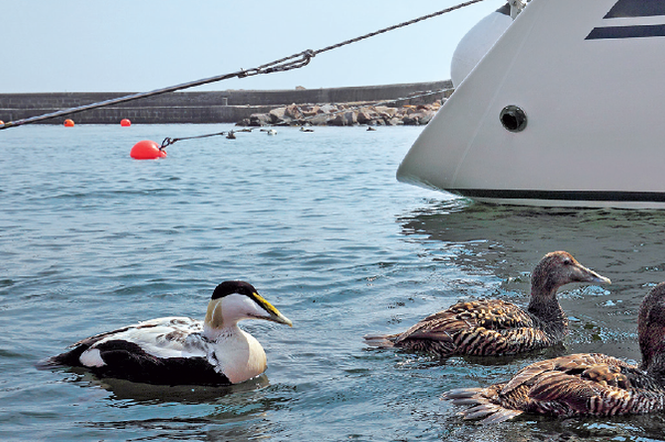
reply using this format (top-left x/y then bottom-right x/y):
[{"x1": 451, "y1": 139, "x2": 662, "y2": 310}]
[{"x1": 2, "y1": 124, "x2": 665, "y2": 441}]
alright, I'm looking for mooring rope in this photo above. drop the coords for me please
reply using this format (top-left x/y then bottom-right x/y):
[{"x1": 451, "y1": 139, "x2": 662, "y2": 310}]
[
  {"x1": 0, "y1": 0, "x2": 487, "y2": 130},
  {"x1": 160, "y1": 128, "x2": 253, "y2": 148},
  {"x1": 160, "y1": 131, "x2": 230, "y2": 149}
]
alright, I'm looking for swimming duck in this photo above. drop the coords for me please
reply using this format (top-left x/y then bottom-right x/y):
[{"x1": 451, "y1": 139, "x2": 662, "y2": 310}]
[
  {"x1": 48, "y1": 281, "x2": 292, "y2": 385},
  {"x1": 364, "y1": 251, "x2": 610, "y2": 357},
  {"x1": 443, "y1": 282, "x2": 665, "y2": 423}
]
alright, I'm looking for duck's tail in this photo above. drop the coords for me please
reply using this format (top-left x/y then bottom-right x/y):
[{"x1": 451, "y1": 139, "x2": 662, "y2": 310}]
[
  {"x1": 442, "y1": 387, "x2": 523, "y2": 424},
  {"x1": 363, "y1": 333, "x2": 400, "y2": 348}
]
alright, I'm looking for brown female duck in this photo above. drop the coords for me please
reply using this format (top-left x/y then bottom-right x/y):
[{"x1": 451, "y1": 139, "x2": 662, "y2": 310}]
[
  {"x1": 364, "y1": 251, "x2": 610, "y2": 357},
  {"x1": 443, "y1": 282, "x2": 665, "y2": 423}
]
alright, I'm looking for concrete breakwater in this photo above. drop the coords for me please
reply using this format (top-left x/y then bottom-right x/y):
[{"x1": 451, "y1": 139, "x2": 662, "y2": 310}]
[{"x1": 0, "y1": 81, "x2": 451, "y2": 125}]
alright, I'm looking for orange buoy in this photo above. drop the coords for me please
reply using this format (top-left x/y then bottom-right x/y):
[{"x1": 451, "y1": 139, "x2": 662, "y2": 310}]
[
  {"x1": 0, "y1": 120, "x2": 4, "y2": 125},
  {"x1": 120, "y1": 118, "x2": 131, "y2": 127},
  {"x1": 130, "y1": 140, "x2": 167, "y2": 160},
  {"x1": 64, "y1": 119, "x2": 75, "y2": 127}
]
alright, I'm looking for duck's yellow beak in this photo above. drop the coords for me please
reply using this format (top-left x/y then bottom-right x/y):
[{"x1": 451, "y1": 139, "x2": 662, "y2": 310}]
[{"x1": 253, "y1": 292, "x2": 293, "y2": 327}]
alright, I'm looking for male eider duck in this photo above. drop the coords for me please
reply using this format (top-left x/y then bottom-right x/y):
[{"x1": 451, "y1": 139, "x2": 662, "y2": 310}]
[
  {"x1": 364, "y1": 251, "x2": 610, "y2": 357},
  {"x1": 48, "y1": 281, "x2": 292, "y2": 385},
  {"x1": 443, "y1": 282, "x2": 665, "y2": 423}
]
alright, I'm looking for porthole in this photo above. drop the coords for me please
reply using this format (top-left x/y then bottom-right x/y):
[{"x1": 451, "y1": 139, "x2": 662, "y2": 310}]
[{"x1": 500, "y1": 105, "x2": 527, "y2": 132}]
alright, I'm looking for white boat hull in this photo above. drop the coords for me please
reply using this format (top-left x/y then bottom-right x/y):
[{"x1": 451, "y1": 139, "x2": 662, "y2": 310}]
[{"x1": 398, "y1": 0, "x2": 665, "y2": 208}]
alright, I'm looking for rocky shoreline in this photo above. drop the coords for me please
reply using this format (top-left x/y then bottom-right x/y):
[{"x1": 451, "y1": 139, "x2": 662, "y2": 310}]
[{"x1": 237, "y1": 100, "x2": 444, "y2": 127}]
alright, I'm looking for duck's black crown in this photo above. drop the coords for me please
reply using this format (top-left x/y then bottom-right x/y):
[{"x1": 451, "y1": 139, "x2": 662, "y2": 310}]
[{"x1": 211, "y1": 281, "x2": 258, "y2": 300}]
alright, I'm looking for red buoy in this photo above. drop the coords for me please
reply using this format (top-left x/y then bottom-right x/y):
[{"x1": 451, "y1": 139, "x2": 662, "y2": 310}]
[
  {"x1": 120, "y1": 118, "x2": 131, "y2": 127},
  {"x1": 130, "y1": 140, "x2": 167, "y2": 160},
  {"x1": 64, "y1": 119, "x2": 75, "y2": 127}
]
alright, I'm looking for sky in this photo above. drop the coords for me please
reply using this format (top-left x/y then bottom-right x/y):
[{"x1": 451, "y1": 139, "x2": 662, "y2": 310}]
[{"x1": 1, "y1": 0, "x2": 502, "y2": 93}]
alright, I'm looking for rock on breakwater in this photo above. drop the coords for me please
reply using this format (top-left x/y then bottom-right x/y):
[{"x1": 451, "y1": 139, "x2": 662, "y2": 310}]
[{"x1": 238, "y1": 101, "x2": 444, "y2": 127}]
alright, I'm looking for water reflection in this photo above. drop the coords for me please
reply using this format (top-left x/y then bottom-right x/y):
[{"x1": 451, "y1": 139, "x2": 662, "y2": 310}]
[
  {"x1": 71, "y1": 371, "x2": 294, "y2": 441},
  {"x1": 56, "y1": 367, "x2": 271, "y2": 404},
  {"x1": 437, "y1": 410, "x2": 665, "y2": 442},
  {"x1": 399, "y1": 197, "x2": 665, "y2": 293},
  {"x1": 84, "y1": 416, "x2": 274, "y2": 442}
]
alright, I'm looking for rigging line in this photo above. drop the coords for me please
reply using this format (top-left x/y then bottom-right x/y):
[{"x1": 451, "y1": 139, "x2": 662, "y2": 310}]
[
  {"x1": 311, "y1": 0, "x2": 488, "y2": 56},
  {"x1": 0, "y1": 0, "x2": 488, "y2": 130}
]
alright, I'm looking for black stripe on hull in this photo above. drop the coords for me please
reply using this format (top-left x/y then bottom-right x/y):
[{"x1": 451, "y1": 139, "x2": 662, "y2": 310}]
[
  {"x1": 604, "y1": 0, "x2": 665, "y2": 19},
  {"x1": 586, "y1": 24, "x2": 665, "y2": 40},
  {"x1": 450, "y1": 189, "x2": 665, "y2": 203}
]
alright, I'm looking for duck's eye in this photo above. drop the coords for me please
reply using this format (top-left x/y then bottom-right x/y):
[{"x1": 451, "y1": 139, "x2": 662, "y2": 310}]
[{"x1": 562, "y1": 259, "x2": 573, "y2": 266}]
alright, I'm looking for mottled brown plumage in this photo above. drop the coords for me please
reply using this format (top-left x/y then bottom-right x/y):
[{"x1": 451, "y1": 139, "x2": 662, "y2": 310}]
[
  {"x1": 443, "y1": 283, "x2": 665, "y2": 423},
  {"x1": 365, "y1": 251, "x2": 610, "y2": 357}
]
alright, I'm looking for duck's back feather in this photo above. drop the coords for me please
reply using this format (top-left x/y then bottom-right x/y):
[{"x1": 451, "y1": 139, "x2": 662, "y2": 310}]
[
  {"x1": 49, "y1": 317, "x2": 231, "y2": 385},
  {"x1": 80, "y1": 339, "x2": 229, "y2": 385},
  {"x1": 444, "y1": 353, "x2": 665, "y2": 423},
  {"x1": 378, "y1": 299, "x2": 557, "y2": 356}
]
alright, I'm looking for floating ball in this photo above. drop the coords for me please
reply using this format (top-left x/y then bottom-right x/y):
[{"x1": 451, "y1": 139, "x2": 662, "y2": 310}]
[
  {"x1": 120, "y1": 118, "x2": 131, "y2": 127},
  {"x1": 0, "y1": 120, "x2": 4, "y2": 125},
  {"x1": 64, "y1": 119, "x2": 75, "y2": 127},
  {"x1": 130, "y1": 140, "x2": 167, "y2": 160}
]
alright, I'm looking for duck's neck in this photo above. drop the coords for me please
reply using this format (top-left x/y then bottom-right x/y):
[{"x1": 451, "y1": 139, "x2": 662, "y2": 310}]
[
  {"x1": 203, "y1": 322, "x2": 239, "y2": 342},
  {"x1": 641, "y1": 344, "x2": 665, "y2": 384},
  {"x1": 203, "y1": 300, "x2": 240, "y2": 341},
  {"x1": 527, "y1": 290, "x2": 567, "y2": 335}
]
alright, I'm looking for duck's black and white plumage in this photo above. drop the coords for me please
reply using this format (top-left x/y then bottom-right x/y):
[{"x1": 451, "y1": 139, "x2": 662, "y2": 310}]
[
  {"x1": 49, "y1": 281, "x2": 292, "y2": 385},
  {"x1": 444, "y1": 282, "x2": 665, "y2": 423},
  {"x1": 365, "y1": 251, "x2": 610, "y2": 357}
]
